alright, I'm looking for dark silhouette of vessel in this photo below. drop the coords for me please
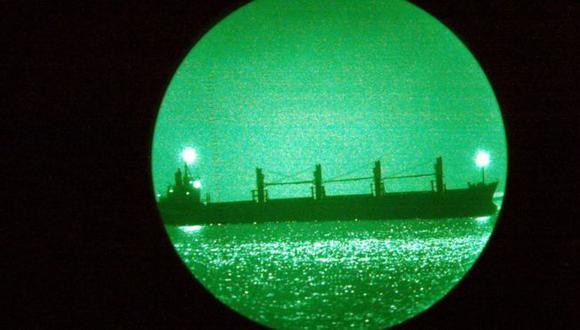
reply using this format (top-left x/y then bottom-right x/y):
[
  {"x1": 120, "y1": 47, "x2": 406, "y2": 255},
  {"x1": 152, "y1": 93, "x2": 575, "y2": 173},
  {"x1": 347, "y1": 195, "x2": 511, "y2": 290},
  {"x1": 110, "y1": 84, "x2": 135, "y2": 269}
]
[{"x1": 157, "y1": 157, "x2": 498, "y2": 225}]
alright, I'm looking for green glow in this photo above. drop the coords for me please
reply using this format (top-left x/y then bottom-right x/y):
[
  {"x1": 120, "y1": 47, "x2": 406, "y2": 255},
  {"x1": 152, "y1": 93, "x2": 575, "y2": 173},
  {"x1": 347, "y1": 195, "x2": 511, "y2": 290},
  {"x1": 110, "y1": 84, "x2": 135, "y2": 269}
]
[
  {"x1": 152, "y1": 0, "x2": 508, "y2": 328},
  {"x1": 475, "y1": 150, "x2": 491, "y2": 168},
  {"x1": 180, "y1": 225, "x2": 204, "y2": 233},
  {"x1": 152, "y1": 0, "x2": 507, "y2": 201},
  {"x1": 181, "y1": 147, "x2": 197, "y2": 165},
  {"x1": 167, "y1": 217, "x2": 497, "y2": 329}
]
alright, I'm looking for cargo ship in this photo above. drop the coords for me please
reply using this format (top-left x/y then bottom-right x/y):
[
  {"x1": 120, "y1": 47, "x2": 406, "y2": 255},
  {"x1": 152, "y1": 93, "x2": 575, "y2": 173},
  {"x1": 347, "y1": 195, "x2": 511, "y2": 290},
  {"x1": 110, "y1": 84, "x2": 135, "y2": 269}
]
[{"x1": 157, "y1": 157, "x2": 498, "y2": 225}]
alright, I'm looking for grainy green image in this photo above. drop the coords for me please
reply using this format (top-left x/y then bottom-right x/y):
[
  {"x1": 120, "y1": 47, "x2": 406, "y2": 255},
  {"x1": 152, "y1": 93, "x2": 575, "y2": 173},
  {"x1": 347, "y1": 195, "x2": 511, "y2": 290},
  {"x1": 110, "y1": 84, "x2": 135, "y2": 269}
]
[
  {"x1": 152, "y1": 0, "x2": 507, "y2": 328},
  {"x1": 168, "y1": 216, "x2": 498, "y2": 329}
]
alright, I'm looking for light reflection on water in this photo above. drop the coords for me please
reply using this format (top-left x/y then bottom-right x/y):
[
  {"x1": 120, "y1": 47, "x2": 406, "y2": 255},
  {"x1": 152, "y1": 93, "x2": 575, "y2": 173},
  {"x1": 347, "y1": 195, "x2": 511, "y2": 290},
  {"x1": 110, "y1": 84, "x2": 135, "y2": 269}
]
[{"x1": 166, "y1": 217, "x2": 496, "y2": 329}]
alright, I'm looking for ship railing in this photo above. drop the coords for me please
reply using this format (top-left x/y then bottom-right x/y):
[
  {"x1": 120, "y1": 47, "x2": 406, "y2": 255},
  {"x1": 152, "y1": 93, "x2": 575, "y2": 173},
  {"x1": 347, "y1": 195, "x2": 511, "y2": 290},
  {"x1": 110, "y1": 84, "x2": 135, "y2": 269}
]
[{"x1": 264, "y1": 172, "x2": 435, "y2": 187}]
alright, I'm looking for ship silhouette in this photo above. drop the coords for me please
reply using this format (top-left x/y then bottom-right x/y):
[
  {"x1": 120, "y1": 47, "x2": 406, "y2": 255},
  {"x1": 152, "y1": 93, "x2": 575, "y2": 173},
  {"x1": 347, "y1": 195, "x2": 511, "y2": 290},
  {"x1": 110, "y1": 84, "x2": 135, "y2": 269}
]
[{"x1": 157, "y1": 157, "x2": 498, "y2": 225}]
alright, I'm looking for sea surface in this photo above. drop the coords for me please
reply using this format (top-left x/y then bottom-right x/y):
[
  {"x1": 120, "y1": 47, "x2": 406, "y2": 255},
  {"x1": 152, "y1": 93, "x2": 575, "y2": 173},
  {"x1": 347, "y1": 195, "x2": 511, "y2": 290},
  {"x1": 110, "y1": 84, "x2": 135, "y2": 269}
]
[{"x1": 166, "y1": 214, "x2": 497, "y2": 329}]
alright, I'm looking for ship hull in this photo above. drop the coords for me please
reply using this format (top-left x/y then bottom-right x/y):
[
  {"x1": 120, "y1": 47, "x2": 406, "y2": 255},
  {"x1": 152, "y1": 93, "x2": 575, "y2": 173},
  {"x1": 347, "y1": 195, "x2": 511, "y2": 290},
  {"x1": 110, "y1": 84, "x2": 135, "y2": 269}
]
[{"x1": 158, "y1": 182, "x2": 498, "y2": 225}]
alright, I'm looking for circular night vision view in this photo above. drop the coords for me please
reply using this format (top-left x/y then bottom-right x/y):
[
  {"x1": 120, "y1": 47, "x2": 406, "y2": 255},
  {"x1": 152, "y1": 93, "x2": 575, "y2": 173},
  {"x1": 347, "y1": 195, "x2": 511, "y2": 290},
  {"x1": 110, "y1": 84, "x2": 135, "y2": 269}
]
[{"x1": 152, "y1": 0, "x2": 507, "y2": 328}]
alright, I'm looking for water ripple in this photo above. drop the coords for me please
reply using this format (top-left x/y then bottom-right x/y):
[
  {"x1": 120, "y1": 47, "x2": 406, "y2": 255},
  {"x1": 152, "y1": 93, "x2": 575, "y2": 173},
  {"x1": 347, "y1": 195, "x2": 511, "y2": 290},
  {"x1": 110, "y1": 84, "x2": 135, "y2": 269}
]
[{"x1": 167, "y1": 217, "x2": 495, "y2": 329}]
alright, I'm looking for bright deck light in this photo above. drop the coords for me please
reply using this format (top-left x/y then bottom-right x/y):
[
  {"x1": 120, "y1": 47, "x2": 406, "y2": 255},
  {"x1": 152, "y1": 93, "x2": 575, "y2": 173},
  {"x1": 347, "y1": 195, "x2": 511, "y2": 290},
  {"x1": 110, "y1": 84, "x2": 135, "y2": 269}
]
[
  {"x1": 193, "y1": 180, "x2": 202, "y2": 189},
  {"x1": 475, "y1": 151, "x2": 490, "y2": 168},
  {"x1": 181, "y1": 147, "x2": 197, "y2": 165}
]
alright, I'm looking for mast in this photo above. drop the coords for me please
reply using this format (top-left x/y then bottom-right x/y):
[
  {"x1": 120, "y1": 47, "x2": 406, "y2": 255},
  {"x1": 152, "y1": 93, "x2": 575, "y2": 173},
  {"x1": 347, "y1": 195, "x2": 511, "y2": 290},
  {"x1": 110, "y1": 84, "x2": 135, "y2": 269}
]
[
  {"x1": 255, "y1": 168, "x2": 266, "y2": 203},
  {"x1": 435, "y1": 156, "x2": 444, "y2": 192},
  {"x1": 373, "y1": 160, "x2": 384, "y2": 196},
  {"x1": 313, "y1": 164, "x2": 325, "y2": 200},
  {"x1": 174, "y1": 168, "x2": 182, "y2": 189},
  {"x1": 182, "y1": 163, "x2": 191, "y2": 186}
]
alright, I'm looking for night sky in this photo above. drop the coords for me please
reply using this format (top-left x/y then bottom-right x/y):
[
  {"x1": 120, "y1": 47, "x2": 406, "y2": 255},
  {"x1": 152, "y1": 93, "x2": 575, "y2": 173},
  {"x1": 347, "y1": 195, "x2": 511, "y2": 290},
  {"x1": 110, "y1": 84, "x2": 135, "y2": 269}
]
[{"x1": 152, "y1": 0, "x2": 507, "y2": 202}]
